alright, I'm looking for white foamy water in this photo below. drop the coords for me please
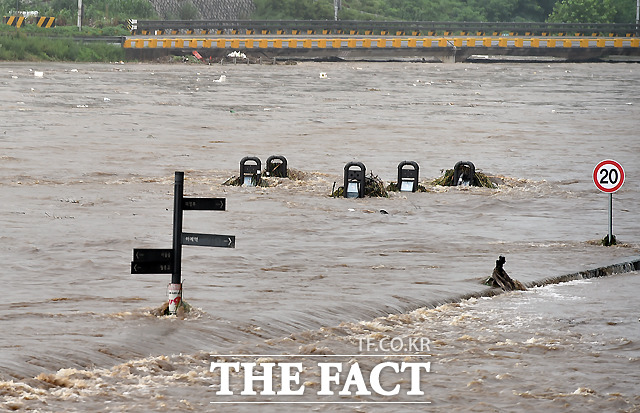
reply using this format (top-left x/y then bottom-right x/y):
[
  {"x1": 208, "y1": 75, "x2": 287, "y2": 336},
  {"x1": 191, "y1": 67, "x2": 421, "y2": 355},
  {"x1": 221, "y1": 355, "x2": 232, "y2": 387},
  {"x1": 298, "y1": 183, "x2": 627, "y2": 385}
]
[{"x1": 1, "y1": 61, "x2": 639, "y2": 411}]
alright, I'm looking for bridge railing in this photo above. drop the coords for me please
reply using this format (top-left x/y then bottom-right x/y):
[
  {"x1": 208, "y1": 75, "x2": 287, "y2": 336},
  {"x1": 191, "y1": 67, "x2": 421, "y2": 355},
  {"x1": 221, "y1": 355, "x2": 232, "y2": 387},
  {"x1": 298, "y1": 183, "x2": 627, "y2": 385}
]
[{"x1": 128, "y1": 19, "x2": 639, "y2": 37}]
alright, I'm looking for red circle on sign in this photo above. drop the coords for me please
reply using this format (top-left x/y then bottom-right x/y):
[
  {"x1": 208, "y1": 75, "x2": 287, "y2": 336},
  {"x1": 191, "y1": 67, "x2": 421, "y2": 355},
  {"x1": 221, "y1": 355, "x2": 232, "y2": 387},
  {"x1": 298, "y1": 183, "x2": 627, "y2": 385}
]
[{"x1": 593, "y1": 159, "x2": 625, "y2": 193}]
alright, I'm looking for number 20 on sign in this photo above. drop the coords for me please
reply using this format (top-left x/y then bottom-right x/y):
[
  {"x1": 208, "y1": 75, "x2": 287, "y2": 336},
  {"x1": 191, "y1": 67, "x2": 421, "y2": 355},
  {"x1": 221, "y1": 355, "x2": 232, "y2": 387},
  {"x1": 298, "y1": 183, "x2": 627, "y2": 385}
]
[{"x1": 593, "y1": 159, "x2": 625, "y2": 193}]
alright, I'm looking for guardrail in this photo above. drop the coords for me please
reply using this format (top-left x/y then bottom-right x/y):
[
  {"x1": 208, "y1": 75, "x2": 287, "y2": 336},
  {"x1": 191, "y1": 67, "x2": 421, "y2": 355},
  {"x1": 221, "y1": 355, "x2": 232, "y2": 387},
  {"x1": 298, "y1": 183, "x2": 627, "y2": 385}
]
[
  {"x1": 73, "y1": 36, "x2": 125, "y2": 45},
  {"x1": 123, "y1": 36, "x2": 640, "y2": 50},
  {"x1": 127, "y1": 19, "x2": 640, "y2": 37}
]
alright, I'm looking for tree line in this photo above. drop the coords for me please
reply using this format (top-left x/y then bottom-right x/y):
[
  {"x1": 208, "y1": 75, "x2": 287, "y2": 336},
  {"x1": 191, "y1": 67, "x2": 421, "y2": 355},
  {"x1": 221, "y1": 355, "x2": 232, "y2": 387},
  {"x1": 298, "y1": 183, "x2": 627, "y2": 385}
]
[{"x1": 253, "y1": 0, "x2": 637, "y2": 23}]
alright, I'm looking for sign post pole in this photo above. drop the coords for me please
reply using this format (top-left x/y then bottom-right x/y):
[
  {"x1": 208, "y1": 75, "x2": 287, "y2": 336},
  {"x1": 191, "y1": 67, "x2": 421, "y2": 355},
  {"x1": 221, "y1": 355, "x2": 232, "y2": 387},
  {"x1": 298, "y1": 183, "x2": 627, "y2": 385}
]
[
  {"x1": 169, "y1": 172, "x2": 184, "y2": 314},
  {"x1": 608, "y1": 193, "x2": 613, "y2": 245},
  {"x1": 593, "y1": 159, "x2": 625, "y2": 246},
  {"x1": 172, "y1": 172, "x2": 184, "y2": 285}
]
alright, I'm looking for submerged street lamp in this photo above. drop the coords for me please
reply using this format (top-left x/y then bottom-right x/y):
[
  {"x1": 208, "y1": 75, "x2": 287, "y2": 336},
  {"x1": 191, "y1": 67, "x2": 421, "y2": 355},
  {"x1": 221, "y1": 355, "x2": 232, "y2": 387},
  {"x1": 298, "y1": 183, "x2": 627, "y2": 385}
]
[
  {"x1": 240, "y1": 156, "x2": 262, "y2": 187},
  {"x1": 397, "y1": 161, "x2": 420, "y2": 192},
  {"x1": 452, "y1": 161, "x2": 476, "y2": 186},
  {"x1": 265, "y1": 155, "x2": 288, "y2": 178},
  {"x1": 344, "y1": 162, "x2": 366, "y2": 198}
]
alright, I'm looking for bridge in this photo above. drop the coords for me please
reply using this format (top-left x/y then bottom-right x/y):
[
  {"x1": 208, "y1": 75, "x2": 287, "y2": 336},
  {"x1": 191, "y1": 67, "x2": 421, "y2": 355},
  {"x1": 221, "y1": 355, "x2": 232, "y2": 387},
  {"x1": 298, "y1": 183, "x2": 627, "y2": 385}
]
[
  {"x1": 123, "y1": 35, "x2": 640, "y2": 63},
  {"x1": 123, "y1": 20, "x2": 640, "y2": 62},
  {"x1": 128, "y1": 20, "x2": 640, "y2": 37}
]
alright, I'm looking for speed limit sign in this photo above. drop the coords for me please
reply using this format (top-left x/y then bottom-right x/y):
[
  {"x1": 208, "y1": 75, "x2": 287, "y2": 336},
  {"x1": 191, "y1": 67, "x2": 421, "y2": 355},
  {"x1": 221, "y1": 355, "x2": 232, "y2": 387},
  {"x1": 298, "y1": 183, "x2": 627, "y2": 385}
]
[{"x1": 593, "y1": 159, "x2": 625, "y2": 193}]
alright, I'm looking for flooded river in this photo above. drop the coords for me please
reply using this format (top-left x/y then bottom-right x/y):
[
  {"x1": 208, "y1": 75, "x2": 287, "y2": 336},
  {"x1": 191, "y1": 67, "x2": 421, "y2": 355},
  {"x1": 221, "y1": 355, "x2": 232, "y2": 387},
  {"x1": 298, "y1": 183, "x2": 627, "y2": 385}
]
[{"x1": 1, "y1": 60, "x2": 639, "y2": 411}]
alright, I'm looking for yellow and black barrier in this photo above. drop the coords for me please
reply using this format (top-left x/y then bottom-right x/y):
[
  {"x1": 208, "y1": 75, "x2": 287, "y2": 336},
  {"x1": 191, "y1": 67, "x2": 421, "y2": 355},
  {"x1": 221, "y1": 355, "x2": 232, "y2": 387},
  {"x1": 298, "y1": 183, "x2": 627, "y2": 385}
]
[
  {"x1": 4, "y1": 15, "x2": 55, "y2": 28},
  {"x1": 3, "y1": 16, "x2": 25, "y2": 27},
  {"x1": 36, "y1": 16, "x2": 55, "y2": 28}
]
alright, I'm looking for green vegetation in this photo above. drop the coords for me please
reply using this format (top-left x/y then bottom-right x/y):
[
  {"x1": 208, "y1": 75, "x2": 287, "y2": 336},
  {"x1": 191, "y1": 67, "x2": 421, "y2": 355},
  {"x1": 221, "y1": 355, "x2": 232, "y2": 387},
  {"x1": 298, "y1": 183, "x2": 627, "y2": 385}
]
[
  {"x1": 0, "y1": 0, "x2": 156, "y2": 26},
  {"x1": 0, "y1": 21, "x2": 129, "y2": 37},
  {"x1": 0, "y1": 29, "x2": 124, "y2": 61},
  {"x1": 174, "y1": 0, "x2": 199, "y2": 20},
  {"x1": 0, "y1": 0, "x2": 137, "y2": 61},
  {"x1": 548, "y1": 0, "x2": 635, "y2": 23},
  {"x1": 251, "y1": 0, "x2": 636, "y2": 23},
  {"x1": 333, "y1": 0, "x2": 557, "y2": 22},
  {"x1": 252, "y1": 0, "x2": 335, "y2": 20},
  {"x1": 431, "y1": 169, "x2": 496, "y2": 188},
  {"x1": 2, "y1": 0, "x2": 637, "y2": 26}
]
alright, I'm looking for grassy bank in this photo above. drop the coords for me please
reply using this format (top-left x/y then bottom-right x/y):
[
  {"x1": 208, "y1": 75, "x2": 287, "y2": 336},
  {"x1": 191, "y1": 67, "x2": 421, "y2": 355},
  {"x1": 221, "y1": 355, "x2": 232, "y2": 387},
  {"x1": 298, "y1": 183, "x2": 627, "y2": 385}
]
[{"x1": 0, "y1": 30, "x2": 125, "y2": 61}]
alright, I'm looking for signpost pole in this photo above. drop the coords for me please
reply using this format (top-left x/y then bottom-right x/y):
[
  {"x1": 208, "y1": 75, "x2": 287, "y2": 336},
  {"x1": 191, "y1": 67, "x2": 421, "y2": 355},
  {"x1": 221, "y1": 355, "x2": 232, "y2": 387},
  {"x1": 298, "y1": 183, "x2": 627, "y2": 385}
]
[
  {"x1": 608, "y1": 193, "x2": 613, "y2": 245},
  {"x1": 169, "y1": 172, "x2": 184, "y2": 314},
  {"x1": 172, "y1": 172, "x2": 184, "y2": 285}
]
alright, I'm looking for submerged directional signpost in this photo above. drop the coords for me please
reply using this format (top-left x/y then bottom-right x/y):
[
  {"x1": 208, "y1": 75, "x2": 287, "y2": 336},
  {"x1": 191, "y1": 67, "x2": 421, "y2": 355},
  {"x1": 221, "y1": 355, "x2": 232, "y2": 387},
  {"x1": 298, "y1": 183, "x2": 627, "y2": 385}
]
[
  {"x1": 593, "y1": 159, "x2": 625, "y2": 246},
  {"x1": 132, "y1": 171, "x2": 235, "y2": 315}
]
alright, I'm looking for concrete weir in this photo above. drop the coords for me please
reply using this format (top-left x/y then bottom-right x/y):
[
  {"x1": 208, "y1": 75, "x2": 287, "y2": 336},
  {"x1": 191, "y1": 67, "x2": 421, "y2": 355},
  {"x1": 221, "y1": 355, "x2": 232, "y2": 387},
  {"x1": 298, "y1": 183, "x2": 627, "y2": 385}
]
[
  {"x1": 526, "y1": 255, "x2": 640, "y2": 288},
  {"x1": 450, "y1": 255, "x2": 640, "y2": 307}
]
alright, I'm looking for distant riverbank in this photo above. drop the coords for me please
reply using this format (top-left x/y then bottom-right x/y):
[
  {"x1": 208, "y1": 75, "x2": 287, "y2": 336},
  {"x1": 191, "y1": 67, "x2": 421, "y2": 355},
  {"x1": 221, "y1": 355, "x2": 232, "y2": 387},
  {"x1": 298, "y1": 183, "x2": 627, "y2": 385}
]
[{"x1": 0, "y1": 31, "x2": 125, "y2": 62}]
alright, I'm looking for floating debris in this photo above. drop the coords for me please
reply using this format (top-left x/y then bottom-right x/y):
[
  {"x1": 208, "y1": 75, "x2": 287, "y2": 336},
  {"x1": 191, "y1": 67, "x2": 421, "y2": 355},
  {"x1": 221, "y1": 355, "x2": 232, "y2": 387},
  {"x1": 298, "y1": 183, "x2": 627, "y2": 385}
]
[
  {"x1": 386, "y1": 181, "x2": 428, "y2": 192},
  {"x1": 222, "y1": 175, "x2": 269, "y2": 187},
  {"x1": 224, "y1": 167, "x2": 308, "y2": 187},
  {"x1": 151, "y1": 300, "x2": 192, "y2": 317},
  {"x1": 228, "y1": 51, "x2": 247, "y2": 59},
  {"x1": 483, "y1": 256, "x2": 527, "y2": 291},
  {"x1": 332, "y1": 172, "x2": 389, "y2": 198},
  {"x1": 432, "y1": 168, "x2": 496, "y2": 188},
  {"x1": 283, "y1": 168, "x2": 308, "y2": 181},
  {"x1": 601, "y1": 234, "x2": 617, "y2": 246}
]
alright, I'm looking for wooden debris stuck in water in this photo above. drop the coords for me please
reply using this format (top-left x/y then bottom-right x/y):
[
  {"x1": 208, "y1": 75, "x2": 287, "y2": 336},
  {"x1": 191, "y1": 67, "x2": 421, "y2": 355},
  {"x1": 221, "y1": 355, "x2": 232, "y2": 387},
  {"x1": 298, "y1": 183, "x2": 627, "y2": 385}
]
[
  {"x1": 484, "y1": 256, "x2": 527, "y2": 291},
  {"x1": 223, "y1": 168, "x2": 307, "y2": 187}
]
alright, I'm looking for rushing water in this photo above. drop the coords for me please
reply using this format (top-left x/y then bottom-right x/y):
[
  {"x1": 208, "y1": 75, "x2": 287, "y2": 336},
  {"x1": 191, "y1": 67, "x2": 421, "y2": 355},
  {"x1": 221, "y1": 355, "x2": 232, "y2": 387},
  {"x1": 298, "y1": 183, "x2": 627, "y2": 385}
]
[{"x1": 1, "y1": 61, "x2": 639, "y2": 411}]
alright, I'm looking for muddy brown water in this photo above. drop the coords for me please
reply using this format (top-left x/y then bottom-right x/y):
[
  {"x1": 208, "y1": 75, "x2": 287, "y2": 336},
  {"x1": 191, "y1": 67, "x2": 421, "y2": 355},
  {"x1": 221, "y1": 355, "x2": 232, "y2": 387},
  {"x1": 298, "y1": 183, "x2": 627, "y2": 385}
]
[{"x1": 1, "y1": 61, "x2": 639, "y2": 411}]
